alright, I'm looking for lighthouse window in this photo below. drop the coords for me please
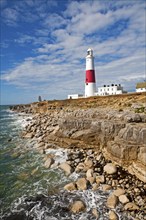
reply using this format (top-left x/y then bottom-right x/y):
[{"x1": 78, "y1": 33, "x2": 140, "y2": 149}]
[
  {"x1": 86, "y1": 83, "x2": 88, "y2": 85},
  {"x1": 87, "y1": 51, "x2": 90, "y2": 55}
]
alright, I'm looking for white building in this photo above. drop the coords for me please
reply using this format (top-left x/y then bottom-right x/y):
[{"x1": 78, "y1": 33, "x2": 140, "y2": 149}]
[
  {"x1": 97, "y1": 84, "x2": 126, "y2": 96},
  {"x1": 68, "y1": 94, "x2": 83, "y2": 99},
  {"x1": 136, "y1": 82, "x2": 146, "y2": 93}
]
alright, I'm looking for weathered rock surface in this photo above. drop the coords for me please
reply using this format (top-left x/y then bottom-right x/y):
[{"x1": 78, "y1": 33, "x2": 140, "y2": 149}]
[
  {"x1": 44, "y1": 158, "x2": 54, "y2": 168},
  {"x1": 104, "y1": 163, "x2": 117, "y2": 174},
  {"x1": 124, "y1": 202, "x2": 139, "y2": 211},
  {"x1": 59, "y1": 162, "x2": 72, "y2": 175},
  {"x1": 64, "y1": 182, "x2": 76, "y2": 191},
  {"x1": 76, "y1": 178, "x2": 88, "y2": 190},
  {"x1": 70, "y1": 200, "x2": 86, "y2": 213},
  {"x1": 107, "y1": 194, "x2": 118, "y2": 209},
  {"x1": 109, "y1": 210, "x2": 119, "y2": 220},
  {"x1": 119, "y1": 195, "x2": 129, "y2": 204}
]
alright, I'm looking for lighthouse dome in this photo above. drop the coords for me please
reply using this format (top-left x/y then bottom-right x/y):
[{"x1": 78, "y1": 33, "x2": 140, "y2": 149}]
[{"x1": 87, "y1": 48, "x2": 93, "y2": 56}]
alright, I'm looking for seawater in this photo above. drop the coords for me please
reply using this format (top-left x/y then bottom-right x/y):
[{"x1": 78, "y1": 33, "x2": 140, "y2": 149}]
[
  {"x1": 0, "y1": 106, "x2": 68, "y2": 219},
  {"x1": 0, "y1": 106, "x2": 133, "y2": 220}
]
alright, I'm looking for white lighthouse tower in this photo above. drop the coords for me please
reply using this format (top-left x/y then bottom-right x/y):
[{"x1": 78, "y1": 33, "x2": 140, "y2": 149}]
[{"x1": 85, "y1": 48, "x2": 96, "y2": 97}]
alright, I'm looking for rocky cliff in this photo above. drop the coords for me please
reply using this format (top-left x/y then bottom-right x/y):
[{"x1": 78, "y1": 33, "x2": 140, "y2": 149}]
[{"x1": 10, "y1": 93, "x2": 146, "y2": 182}]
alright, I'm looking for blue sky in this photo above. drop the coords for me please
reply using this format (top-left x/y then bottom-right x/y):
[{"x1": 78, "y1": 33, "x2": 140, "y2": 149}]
[{"x1": 0, "y1": 0, "x2": 146, "y2": 105}]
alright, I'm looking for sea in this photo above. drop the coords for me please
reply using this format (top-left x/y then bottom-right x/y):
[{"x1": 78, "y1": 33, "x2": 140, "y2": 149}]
[{"x1": 0, "y1": 105, "x2": 133, "y2": 220}]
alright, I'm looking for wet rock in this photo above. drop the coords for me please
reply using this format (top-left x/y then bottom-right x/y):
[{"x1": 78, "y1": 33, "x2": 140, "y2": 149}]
[
  {"x1": 107, "y1": 194, "x2": 118, "y2": 209},
  {"x1": 109, "y1": 210, "x2": 119, "y2": 220},
  {"x1": 59, "y1": 162, "x2": 73, "y2": 175},
  {"x1": 44, "y1": 158, "x2": 54, "y2": 168},
  {"x1": 104, "y1": 163, "x2": 117, "y2": 174},
  {"x1": 119, "y1": 194, "x2": 129, "y2": 204},
  {"x1": 70, "y1": 200, "x2": 86, "y2": 213},
  {"x1": 76, "y1": 178, "x2": 88, "y2": 190},
  {"x1": 24, "y1": 132, "x2": 34, "y2": 138},
  {"x1": 64, "y1": 182, "x2": 76, "y2": 191},
  {"x1": 124, "y1": 202, "x2": 139, "y2": 211},
  {"x1": 8, "y1": 138, "x2": 12, "y2": 142},
  {"x1": 92, "y1": 208, "x2": 99, "y2": 219}
]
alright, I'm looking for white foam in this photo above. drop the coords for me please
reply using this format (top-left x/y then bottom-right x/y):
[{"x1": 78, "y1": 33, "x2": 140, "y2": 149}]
[{"x1": 45, "y1": 148, "x2": 68, "y2": 164}]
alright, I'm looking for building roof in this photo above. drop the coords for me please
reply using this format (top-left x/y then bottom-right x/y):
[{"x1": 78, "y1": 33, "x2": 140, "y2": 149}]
[{"x1": 136, "y1": 82, "x2": 146, "y2": 89}]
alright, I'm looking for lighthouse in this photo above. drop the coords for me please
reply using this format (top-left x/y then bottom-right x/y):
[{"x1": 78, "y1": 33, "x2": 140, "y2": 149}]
[{"x1": 85, "y1": 48, "x2": 96, "y2": 97}]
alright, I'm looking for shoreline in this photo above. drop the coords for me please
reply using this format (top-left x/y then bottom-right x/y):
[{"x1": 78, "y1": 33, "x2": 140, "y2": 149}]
[{"x1": 8, "y1": 93, "x2": 146, "y2": 219}]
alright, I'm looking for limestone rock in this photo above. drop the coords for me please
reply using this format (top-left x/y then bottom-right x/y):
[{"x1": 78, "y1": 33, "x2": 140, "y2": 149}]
[
  {"x1": 70, "y1": 200, "x2": 86, "y2": 213},
  {"x1": 24, "y1": 132, "x2": 34, "y2": 138},
  {"x1": 92, "y1": 183, "x2": 100, "y2": 191},
  {"x1": 124, "y1": 202, "x2": 139, "y2": 211},
  {"x1": 113, "y1": 188, "x2": 125, "y2": 197},
  {"x1": 76, "y1": 178, "x2": 87, "y2": 190},
  {"x1": 109, "y1": 210, "x2": 119, "y2": 220},
  {"x1": 84, "y1": 157, "x2": 93, "y2": 169},
  {"x1": 86, "y1": 169, "x2": 94, "y2": 178},
  {"x1": 92, "y1": 208, "x2": 99, "y2": 219},
  {"x1": 75, "y1": 162, "x2": 86, "y2": 172},
  {"x1": 102, "y1": 184, "x2": 112, "y2": 191},
  {"x1": 64, "y1": 182, "x2": 76, "y2": 191},
  {"x1": 107, "y1": 194, "x2": 118, "y2": 209},
  {"x1": 87, "y1": 176, "x2": 95, "y2": 184},
  {"x1": 44, "y1": 158, "x2": 54, "y2": 168},
  {"x1": 104, "y1": 163, "x2": 117, "y2": 174},
  {"x1": 119, "y1": 195, "x2": 129, "y2": 204},
  {"x1": 96, "y1": 175, "x2": 105, "y2": 184},
  {"x1": 59, "y1": 162, "x2": 72, "y2": 175}
]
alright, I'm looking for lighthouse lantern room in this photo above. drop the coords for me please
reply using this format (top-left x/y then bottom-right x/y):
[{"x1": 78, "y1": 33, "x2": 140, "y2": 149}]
[{"x1": 85, "y1": 48, "x2": 96, "y2": 97}]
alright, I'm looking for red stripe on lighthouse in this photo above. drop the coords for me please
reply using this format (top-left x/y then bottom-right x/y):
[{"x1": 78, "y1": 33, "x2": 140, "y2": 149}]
[{"x1": 85, "y1": 70, "x2": 95, "y2": 83}]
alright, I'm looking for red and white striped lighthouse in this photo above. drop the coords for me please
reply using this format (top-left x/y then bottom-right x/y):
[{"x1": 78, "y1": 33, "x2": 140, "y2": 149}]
[{"x1": 85, "y1": 48, "x2": 96, "y2": 97}]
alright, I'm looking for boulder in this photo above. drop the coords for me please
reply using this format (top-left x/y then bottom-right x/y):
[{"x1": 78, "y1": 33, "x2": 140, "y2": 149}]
[
  {"x1": 119, "y1": 195, "x2": 129, "y2": 204},
  {"x1": 124, "y1": 202, "x2": 139, "y2": 211},
  {"x1": 113, "y1": 188, "x2": 125, "y2": 197},
  {"x1": 86, "y1": 169, "x2": 94, "y2": 178},
  {"x1": 75, "y1": 163, "x2": 86, "y2": 172},
  {"x1": 102, "y1": 184, "x2": 112, "y2": 191},
  {"x1": 92, "y1": 183, "x2": 100, "y2": 191},
  {"x1": 109, "y1": 210, "x2": 119, "y2": 220},
  {"x1": 104, "y1": 163, "x2": 117, "y2": 174},
  {"x1": 107, "y1": 194, "x2": 118, "y2": 209},
  {"x1": 64, "y1": 182, "x2": 76, "y2": 191},
  {"x1": 76, "y1": 178, "x2": 88, "y2": 190},
  {"x1": 59, "y1": 162, "x2": 73, "y2": 175},
  {"x1": 92, "y1": 208, "x2": 99, "y2": 219},
  {"x1": 70, "y1": 200, "x2": 86, "y2": 213},
  {"x1": 96, "y1": 175, "x2": 105, "y2": 184},
  {"x1": 44, "y1": 158, "x2": 54, "y2": 168},
  {"x1": 87, "y1": 176, "x2": 95, "y2": 184},
  {"x1": 84, "y1": 157, "x2": 93, "y2": 169}
]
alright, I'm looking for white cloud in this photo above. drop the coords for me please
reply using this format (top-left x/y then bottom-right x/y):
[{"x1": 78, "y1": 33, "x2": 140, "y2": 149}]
[
  {"x1": 2, "y1": 8, "x2": 19, "y2": 26},
  {"x1": 44, "y1": 13, "x2": 68, "y2": 30}
]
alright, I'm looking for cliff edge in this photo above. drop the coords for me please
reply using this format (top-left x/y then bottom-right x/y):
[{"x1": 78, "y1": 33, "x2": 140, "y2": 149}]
[{"x1": 10, "y1": 93, "x2": 146, "y2": 182}]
